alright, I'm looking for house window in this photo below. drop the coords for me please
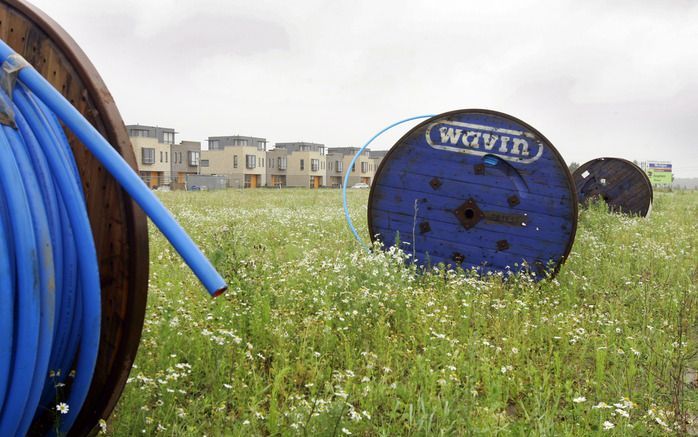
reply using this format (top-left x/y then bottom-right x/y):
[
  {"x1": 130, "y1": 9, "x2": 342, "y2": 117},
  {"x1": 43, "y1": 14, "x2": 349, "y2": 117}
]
[
  {"x1": 277, "y1": 157, "x2": 287, "y2": 170},
  {"x1": 246, "y1": 154, "x2": 256, "y2": 169},
  {"x1": 188, "y1": 151, "x2": 200, "y2": 166},
  {"x1": 311, "y1": 159, "x2": 319, "y2": 172},
  {"x1": 142, "y1": 148, "x2": 155, "y2": 164},
  {"x1": 336, "y1": 161, "x2": 343, "y2": 173},
  {"x1": 352, "y1": 163, "x2": 356, "y2": 172},
  {"x1": 261, "y1": 158, "x2": 265, "y2": 168},
  {"x1": 162, "y1": 131, "x2": 175, "y2": 144},
  {"x1": 234, "y1": 139, "x2": 248, "y2": 146},
  {"x1": 160, "y1": 151, "x2": 163, "y2": 163},
  {"x1": 300, "y1": 159, "x2": 305, "y2": 171},
  {"x1": 209, "y1": 139, "x2": 220, "y2": 150},
  {"x1": 200, "y1": 159, "x2": 209, "y2": 167},
  {"x1": 130, "y1": 128, "x2": 150, "y2": 137},
  {"x1": 234, "y1": 155, "x2": 238, "y2": 168},
  {"x1": 257, "y1": 140, "x2": 266, "y2": 151},
  {"x1": 165, "y1": 151, "x2": 168, "y2": 163},
  {"x1": 361, "y1": 162, "x2": 368, "y2": 173}
]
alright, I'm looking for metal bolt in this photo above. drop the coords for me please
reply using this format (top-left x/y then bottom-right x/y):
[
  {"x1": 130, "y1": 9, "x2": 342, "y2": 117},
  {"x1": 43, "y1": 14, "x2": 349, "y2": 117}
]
[
  {"x1": 507, "y1": 195, "x2": 520, "y2": 207},
  {"x1": 452, "y1": 252, "x2": 465, "y2": 263},
  {"x1": 419, "y1": 221, "x2": 431, "y2": 234},
  {"x1": 474, "y1": 163, "x2": 485, "y2": 175},
  {"x1": 429, "y1": 177, "x2": 442, "y2": 190},
  {"x1": 496, "y1": 240, "x2": 509, "y2": 251}
]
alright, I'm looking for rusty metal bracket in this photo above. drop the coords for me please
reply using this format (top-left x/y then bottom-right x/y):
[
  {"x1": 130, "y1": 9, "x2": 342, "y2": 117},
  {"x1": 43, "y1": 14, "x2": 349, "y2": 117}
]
[{"x1": 454, "y1": 198, "x2": 484, "y2": 229}]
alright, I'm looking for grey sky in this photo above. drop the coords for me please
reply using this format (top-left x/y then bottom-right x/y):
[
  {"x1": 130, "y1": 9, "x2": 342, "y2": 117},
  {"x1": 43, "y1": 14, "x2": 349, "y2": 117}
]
[{"x1": 31, "y1": 0, "x2": 698, "y2": 177}]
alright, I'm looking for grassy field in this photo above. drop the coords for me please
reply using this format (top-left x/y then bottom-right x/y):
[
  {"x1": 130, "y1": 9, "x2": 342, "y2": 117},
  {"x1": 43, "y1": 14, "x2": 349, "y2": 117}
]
[{"x1": 105, "y1": 189, "x2": 698, "y2": 436}]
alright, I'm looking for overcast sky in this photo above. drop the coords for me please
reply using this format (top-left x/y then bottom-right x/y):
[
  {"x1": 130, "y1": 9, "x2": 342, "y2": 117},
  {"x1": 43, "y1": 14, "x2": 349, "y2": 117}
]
[{"x1": 30, "y1": 0, "x2": 698, "y2": 177}]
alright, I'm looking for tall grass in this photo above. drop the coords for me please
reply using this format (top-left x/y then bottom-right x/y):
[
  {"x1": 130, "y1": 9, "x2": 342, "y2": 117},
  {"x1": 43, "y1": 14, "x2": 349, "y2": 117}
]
[{"x1": 105, "y1": 189, "x2": 698, "y2": 435}]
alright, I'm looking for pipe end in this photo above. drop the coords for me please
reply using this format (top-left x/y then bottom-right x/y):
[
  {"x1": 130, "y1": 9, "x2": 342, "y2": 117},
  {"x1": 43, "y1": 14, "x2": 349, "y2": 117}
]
[{"x1": 211, "y1": 287, "x2": 227, "y2": 298}]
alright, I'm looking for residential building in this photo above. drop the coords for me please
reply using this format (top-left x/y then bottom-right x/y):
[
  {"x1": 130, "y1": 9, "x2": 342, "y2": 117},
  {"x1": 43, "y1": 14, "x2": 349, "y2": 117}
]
[
  {"x1": 325, "y1": 150, "x2": 346, "y2": 188},
  {"x1": 326, "y1": 147, "x2": 376, "y2": 187},
  {"x1": 170, "y1": 140, "x2": 201, "y2": 190},
  {"x1": 208, "y1": 135, "x2": 267, "y2": 151},
  {"x1": 271, "y1": 142, "x2": 326, "y2": 188},
  {"x1": 266, "y1": 147, "x2": 289, "y2": 187},
  {"x1": 200, "y1": 135, "x2": 268, "y2": 188},
  {"x1": 127, "y1": 124, "x2": 175, "y2": 188},
  {"x1": 371, "y1": 150, "x2": 388, "y2": 177}
]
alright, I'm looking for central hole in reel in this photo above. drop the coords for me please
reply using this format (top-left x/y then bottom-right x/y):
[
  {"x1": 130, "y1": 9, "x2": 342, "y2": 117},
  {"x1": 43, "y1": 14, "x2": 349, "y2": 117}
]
[{"x1": 464, "y1": 208, "x2": 475, "y2": 219}]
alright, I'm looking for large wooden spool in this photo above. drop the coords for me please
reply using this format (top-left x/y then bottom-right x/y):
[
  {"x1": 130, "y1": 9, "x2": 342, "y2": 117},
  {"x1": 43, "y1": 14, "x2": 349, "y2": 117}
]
[
  {"x1": 572, "y1": 157, "x2": 653, "y2": 217},
  {"x1": 368, "y1": 109, "x2": 578, "y2": 280},
  {"x1": 0, "y1": 1, "x2": 148, "y2": 435}
]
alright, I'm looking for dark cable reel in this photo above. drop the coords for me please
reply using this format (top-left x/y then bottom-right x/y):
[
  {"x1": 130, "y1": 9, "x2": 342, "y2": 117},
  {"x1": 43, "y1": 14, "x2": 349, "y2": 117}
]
[
  {"x1": 573, "y1": 157, "x2": 653, "y2": 217},
  {"x1": 368, "y1": 109, "x2": 578, "y2": 280}
]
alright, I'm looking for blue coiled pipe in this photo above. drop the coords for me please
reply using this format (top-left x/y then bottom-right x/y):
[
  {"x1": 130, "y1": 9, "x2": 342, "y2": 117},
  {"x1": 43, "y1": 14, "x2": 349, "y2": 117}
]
[
  {"x1": 342, "y1": 115, "x2": 434, "y2": 251},
  {"x1": 0, "y1": 40, "x2": 227, "y2": 435}
]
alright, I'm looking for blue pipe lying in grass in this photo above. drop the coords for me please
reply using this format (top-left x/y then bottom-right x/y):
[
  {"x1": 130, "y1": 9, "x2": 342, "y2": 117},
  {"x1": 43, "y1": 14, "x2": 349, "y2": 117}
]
[{"x1": 0, "y1": 40, "x2": 227, "y2": 435}]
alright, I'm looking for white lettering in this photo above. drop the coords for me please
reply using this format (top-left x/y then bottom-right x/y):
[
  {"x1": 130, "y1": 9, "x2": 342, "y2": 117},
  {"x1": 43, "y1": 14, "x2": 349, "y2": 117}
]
[
  {"x1": 510, "y1": 138, "x2": 528, "y2": 156},
  {"x1": 520, "y1": 140, "x2": 530, "y2": 157},
  {"x1": 482, "y1": 133, "x2": 499, "y2": 151},
  {"x1": 498, "y1": 136, "x2": 510, "y2": 153},
  {"x1": 463, "y1": 131, "x2": 481, "y2": 148},
  {"x1": 426, "y1": 121, "x2": 544, "y2": 164},
  {"x1": 439, "y1": 127, "x2": 463, "y2": 145}
]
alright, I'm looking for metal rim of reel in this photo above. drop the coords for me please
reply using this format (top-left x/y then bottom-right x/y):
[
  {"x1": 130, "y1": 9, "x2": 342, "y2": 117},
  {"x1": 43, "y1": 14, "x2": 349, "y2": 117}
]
[
  {"x1": 572, "y1": 157, "x2": 653, "y2": 217},
  {"x1": 368, "y1": 108, "x2": 578, "y2": 280},
  {"x1": 0, "y1": 1, "x2": 148, "y2": 435}
]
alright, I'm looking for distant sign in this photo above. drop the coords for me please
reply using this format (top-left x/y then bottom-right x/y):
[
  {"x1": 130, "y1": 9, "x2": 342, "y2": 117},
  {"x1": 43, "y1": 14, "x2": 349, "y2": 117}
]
[{"x1": 646, "y1": 161, "x2": 672, "y2": 185}]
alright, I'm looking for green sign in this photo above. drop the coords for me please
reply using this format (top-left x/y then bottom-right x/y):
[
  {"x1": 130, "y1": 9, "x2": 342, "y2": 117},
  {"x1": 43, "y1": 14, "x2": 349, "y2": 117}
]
[
  {"x1": 647, "y1": 170, "x2": 672, "y2": 184},
  {"x1": 646, "y1": 161, "x2": 672, "y2": 185}
]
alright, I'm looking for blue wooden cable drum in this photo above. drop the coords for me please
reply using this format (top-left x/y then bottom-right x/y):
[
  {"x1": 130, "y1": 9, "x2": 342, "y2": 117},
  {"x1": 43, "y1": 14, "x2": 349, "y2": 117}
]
[
  {"x1": 368, "y1": 109, "x2": 578, "y2": 280},
  {"x1": 573, "y1": 157, "x2": 653, "y2": 217}
]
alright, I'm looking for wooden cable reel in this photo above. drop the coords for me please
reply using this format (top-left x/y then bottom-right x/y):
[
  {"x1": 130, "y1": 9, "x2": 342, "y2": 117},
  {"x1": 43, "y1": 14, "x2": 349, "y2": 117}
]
[
  {"x1": 368, "y1": 109, "x2": 578, "y2": 280},
  {"x1": 0, "y1": 1, "x2": 148, "y2": 435},
  {"x1": 572, "y1": 157, "x2": 653, "y2": 217}
]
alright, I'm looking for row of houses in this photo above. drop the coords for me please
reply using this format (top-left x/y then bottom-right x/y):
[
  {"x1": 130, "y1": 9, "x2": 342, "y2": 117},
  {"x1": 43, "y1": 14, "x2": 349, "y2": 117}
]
[{"x1": 127, "y1": 124, "x2": 388, "y2": 189}]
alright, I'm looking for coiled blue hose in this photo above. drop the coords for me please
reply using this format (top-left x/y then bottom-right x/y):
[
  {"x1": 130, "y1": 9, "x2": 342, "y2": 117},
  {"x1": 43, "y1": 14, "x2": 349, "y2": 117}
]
[
  {"x1": 0, "y1": 41, "x2": 227, "y2": 435},
  {"x1": 342, "y1": 115, "x2": 434, "y2": 251}
]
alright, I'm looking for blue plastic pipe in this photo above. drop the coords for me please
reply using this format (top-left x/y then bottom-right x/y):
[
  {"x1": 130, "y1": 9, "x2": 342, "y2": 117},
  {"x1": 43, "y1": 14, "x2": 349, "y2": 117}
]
[
  {"x1": 0, "y1": 41, "x2": 228, "y2": 297},
  {"x1": 0, "y1": 39, "x2": 228, "y2": 436},
  {"x1": 342, "y1": 115, "x2": 435, "y2": 251}
]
